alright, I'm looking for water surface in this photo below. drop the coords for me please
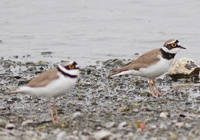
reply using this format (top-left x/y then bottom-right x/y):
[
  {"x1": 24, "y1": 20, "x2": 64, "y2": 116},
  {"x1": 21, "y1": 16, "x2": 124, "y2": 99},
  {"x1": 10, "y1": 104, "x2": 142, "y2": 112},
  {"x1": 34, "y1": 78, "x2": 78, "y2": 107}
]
[{"x1": 1, "y1": 0, "x2": 200, "y2": 66}]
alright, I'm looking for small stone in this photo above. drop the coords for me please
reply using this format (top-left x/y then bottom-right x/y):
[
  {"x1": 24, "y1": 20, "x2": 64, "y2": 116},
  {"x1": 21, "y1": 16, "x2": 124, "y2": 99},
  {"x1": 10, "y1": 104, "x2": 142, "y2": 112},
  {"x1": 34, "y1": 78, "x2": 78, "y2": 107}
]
[
  {"x1": 35, "y1": 125, "x2": 46, "y2": 130},
  {"x1": 22, "y1": 120, "x2": 34, "y2": 126},
  {"x1": 174, "y1": 122, "x2": 184, "y2": 128},
  {"x1": 72, "y1": 112, "x2": 83, "y2": 119},
  {"x1": 26, "y1": 62, "x2": 35, "y2": 66},
  {"x1": 132, "y1": 108, "x2": 139, "y2": 112},
  {"x1": 160, "y1": 112, "x2": 168, "y2": 119},
  {"x1": 81, "y1": 129, "x2": 92, "y2": 136},
  {"x1": 73, "y1": 130, "x2": 78, "y2": 135},
  {"x1": 118, "y1": 122, "x2": 128, "y2": 129},
  {"x1": 41, "y1": 51, "x2": 53, "y2": 55},
  {"x1": 60, "y1": 122, "x2": 68, "y2": 128},
  {"x1": 150, "y1": 137, "x2": 158, "y2": 140},
  {"x1": 132, "y1": 103, "x2": 142, "y2": 107},
  {"x1": 0, "y1": 119, "x2": 8, "y2": 127},
  {"x1": 147, "y1": 124, "x2": 157, "y2": 130},
  {"x1": 0, "y1": 106, "x2": 7, "y2": 110},
  {"x1": 37, "y1": 61, "x2": 49, "y2": 66},
  {"x1": 13, "y1": 56, "x2": 19, "y2": 59},
  {"x1": 168, "y1": 58, "x2": 200, "y2": 79},
  {"x1": 5, "y1": 123, "x2": 15, "y2": 129},
  {"x1": 195, "y1": 96, "x2": 200, "y2": 100},
  {"x1": 113, "y1": 59, "x2": 127, "y2": 67},
  {"x1": 105, "y1": 122, "x2": 116, "y2": 128},
  {"x1": 117, "y1": 98, "x2": 122, "y2": 102},
  {"x1": 141, "y1": 92, "x2": 150, "y2": 96},
  {"x1": 185, "y1": 123, "x2": 192, "y2": 129},
  {"x1": 23, "y1": 130, "x2": 38, "y2": 138},
  {"x1": 52, "y1": 128, "x2": 62, "y2": 135},
  {"x1": 57, "y1": 131, "x2": 67, "y2": 140},
  {"x1": 169, "y1": 132, "x2": 177, "y2": 139},
  {"x1": 119, "y1": 106, "x2": 127, "y2": 111},
  {"x1": 93, "y1": 130, "x2": 113, "y2": 140},
  {"x1": 125, "y1": 132, "x2": 134, "y2": 138}
]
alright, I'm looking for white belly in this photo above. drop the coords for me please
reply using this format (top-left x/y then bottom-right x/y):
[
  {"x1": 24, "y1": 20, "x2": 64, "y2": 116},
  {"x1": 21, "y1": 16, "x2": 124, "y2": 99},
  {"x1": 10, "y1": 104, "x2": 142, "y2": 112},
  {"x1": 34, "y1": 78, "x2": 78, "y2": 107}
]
[
  {"x1": 139, "y1": 57, "x2": 173, "y2": 78},
  {"x1": 19, "y1": 75, "x2": 77, "y2": 98}
]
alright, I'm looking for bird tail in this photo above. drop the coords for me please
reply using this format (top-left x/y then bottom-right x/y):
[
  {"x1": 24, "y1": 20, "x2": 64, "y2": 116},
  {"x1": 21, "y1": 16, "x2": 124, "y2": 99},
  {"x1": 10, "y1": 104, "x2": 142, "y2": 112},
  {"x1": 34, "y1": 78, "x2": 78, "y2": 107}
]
[
  {"x1": 5, "y1": 88, "x2": 22, "y2": 94},
  {"x1": 109, "y1": 66, "x2": 130, "y2": 77}
]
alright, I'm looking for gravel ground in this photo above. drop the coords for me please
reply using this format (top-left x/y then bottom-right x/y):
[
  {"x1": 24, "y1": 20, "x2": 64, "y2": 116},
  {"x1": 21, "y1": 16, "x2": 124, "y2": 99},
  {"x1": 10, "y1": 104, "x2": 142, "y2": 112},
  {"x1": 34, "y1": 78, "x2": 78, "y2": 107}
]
[{"x1": 0, "y1": 58, "x2": 200, "y2": 140}]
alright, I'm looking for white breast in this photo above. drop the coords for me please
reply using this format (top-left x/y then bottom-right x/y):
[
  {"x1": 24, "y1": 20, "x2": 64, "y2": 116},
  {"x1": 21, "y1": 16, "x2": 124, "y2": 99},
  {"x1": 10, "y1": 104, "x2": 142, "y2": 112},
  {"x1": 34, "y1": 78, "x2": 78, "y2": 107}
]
[{"x1": 18, "y1": 73, "x2": 77, "y2": 98}]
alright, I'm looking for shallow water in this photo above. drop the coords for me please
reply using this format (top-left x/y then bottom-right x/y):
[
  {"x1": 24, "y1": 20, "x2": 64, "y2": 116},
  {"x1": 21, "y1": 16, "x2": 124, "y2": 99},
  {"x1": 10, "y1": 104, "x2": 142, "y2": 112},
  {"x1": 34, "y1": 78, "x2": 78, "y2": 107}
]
[{"x1": 1, "y1": 0, "x2": 200, "y2": 66}]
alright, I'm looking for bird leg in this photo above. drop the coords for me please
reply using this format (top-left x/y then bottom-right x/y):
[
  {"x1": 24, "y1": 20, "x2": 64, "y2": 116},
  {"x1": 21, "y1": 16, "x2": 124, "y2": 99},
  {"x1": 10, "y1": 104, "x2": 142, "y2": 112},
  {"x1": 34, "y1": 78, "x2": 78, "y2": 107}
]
[
  {"x1": 148, "y1": 79, "x2": 156, "y2": 97},
  {"x1": 53, "y1": 99, "x2": 61, "y2": 123},
  {"x1": 48, "y1": 100, "x2": 59, "y2": 125},
  {"x1": 152, "y1": 79, "x2": 163, "y2": 96}
]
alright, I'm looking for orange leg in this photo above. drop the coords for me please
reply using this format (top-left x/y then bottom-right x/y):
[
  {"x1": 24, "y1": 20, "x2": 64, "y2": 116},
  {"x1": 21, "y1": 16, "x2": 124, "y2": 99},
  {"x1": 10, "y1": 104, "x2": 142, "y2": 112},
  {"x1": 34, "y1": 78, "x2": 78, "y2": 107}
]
[
  {"x1": 53, "y1": 100, "x2": 61, "y2": 123},
  {"x1": 152, "y1": 79, "x2": 163, "y2": 96},
  {"x1": 48, "y1": 100, "x2": 59, "y2": 125},
  {"x1": 148, "y1": 79, "x2": 156, "y2": 97}
]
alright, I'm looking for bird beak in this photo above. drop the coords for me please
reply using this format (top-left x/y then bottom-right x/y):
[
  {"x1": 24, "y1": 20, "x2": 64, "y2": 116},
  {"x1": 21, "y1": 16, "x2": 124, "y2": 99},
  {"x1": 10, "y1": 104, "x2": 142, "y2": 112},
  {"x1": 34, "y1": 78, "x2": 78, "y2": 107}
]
[
  {"x1": 179, "y1": 45, "x2": 186, "y2": 49},
  {"x1": 76, "y1": 66, "x2": 82, "y2": 71}
]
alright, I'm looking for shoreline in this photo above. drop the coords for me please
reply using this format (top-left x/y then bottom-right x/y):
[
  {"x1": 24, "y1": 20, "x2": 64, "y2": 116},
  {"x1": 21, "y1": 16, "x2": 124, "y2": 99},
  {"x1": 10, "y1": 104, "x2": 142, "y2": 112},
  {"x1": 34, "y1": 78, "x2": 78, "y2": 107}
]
[{"x1": 0, "y1": 58, "x2": 199, "y2": 140}]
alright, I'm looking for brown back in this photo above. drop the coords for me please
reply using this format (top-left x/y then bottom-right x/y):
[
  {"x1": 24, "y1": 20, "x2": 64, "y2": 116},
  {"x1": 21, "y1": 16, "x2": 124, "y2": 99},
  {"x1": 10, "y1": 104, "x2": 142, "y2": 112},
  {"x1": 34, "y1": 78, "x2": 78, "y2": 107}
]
[{"x1": 26, "y1": 68, "x2": 59, "y2": 87}]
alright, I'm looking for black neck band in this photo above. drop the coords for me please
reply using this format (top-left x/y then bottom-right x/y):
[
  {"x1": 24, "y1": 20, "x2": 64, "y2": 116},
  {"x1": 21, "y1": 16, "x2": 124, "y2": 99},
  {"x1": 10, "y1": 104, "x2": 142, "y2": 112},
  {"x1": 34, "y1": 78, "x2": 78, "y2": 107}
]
[
  {"x1": 57, "y1": 67, "x2": 77, "y2": 78},
  {"x1": 160, "y1": 48, "x2": 176, "y2": 60}
]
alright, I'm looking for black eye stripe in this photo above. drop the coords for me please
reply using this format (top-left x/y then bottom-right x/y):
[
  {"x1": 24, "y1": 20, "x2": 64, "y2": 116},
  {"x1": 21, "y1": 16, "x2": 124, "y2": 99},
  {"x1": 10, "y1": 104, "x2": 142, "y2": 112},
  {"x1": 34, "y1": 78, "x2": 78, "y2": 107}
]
[
  {"x1": 63, "y1": 61, "x2": 78, "y2": 70},
  {"x1": 72, "y1": 61, "x2": 77, "y2": 66},
  {"x1": 57, "y1": 67, "x2": 77, "y2": 78},
  {"x1": 64, "y1": 64, "x2": 79, "y2": 70}
]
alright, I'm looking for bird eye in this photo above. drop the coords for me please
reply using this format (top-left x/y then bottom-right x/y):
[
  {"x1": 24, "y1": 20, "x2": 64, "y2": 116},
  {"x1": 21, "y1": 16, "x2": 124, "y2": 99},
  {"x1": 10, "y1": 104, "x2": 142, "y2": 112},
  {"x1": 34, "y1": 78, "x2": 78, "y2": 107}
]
[
  {"x1": 171, "y1": 43, "x2": 177, "y2": 47},
  {"x1": 68, "y1": 65, "x2": 75, "y2": 69}
]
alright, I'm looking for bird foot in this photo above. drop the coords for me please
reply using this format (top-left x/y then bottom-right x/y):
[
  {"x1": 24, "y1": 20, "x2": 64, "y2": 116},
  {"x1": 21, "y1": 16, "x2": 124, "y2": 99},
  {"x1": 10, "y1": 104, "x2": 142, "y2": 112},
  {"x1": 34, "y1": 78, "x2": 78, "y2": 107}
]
[{"x1": 52, "y1": 119, "x2": 61, "y2": 125}]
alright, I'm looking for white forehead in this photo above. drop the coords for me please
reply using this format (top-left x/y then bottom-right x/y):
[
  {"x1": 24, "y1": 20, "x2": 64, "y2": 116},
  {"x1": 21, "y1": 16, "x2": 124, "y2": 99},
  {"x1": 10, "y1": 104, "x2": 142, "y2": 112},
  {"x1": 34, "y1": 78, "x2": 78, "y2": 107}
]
[
  {"x1": 68, "y1": 61, "x2": 74, "y2": 64},
  {"x1": 177, "y1": 42, "x2": 181, "y2": 46}
]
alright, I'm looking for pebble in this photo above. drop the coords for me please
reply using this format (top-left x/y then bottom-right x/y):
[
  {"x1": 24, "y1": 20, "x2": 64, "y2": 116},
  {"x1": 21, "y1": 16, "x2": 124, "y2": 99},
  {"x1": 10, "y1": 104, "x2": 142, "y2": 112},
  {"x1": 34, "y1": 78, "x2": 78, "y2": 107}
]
[
  {"x1": 118, "y1": 122, "x2": 128, "y2": 130},
  {"x1": 93, "y1": 130, "x2": 113, "y2": 140},
  {"x1": 195, "y1": 96, "x2": 200, "y2": 100},
  {"x1": 150, "y1": 137, "x2": 158, "y2": 140},
  {"x1": 184, "y1": 123, "x2": 192, "y2": 129},
  {"x1": 5, "y1": 123, "x2": 15, "y2": 129},
  {"x1": 26, "y1": 62, "x2": 35, "y2": 66},
  {"x1": 41, "y1": 51, "x2": 53, "y2": 55},
  {"x1": 174, "y1": 122, "x2": 184, "y2": 128},
  {"x1": 0, "y1": 119, "x2": 8, "y2": 127},
  {"x1": 57, "y1": 131, "x2": 67, "y2": 140},
  {"x1": 147, "y1": 124, "x2": 157, "y2": 130},
  {"x1": 22, "y1": 120, "x2": 34, "y2": 126},
  {"x1": 72, "y1": 112, "x2": 83, "y2": 119},
  {"x1": 160, "y1": 112, "x2": 168, "y2": 119},
  {"x1": 37, "y1": 61, "x2": 49, "y2": 66},
  {"x1": 105, "y1": 122, "x2": 116, "y2": 128},
  {"x1": 23, "y1": 130, "x2": 38, "y2": 138},
  {"x1": 168, "y1": 58, "x2": 200, "y2": 78}
]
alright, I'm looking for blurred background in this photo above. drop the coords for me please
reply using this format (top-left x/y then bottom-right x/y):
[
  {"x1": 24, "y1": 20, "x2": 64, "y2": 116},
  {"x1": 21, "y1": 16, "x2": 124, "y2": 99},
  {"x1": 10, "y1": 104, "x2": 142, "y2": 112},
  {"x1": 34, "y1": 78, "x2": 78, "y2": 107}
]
[{"x1": 0, "y1": 0, "x2": 199, "y2": 66}]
